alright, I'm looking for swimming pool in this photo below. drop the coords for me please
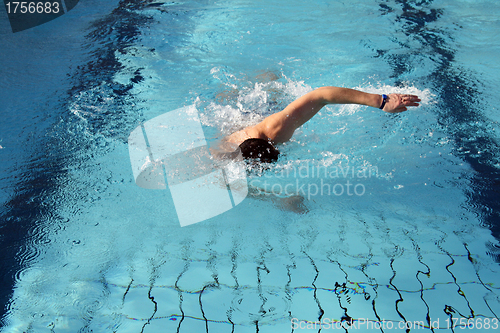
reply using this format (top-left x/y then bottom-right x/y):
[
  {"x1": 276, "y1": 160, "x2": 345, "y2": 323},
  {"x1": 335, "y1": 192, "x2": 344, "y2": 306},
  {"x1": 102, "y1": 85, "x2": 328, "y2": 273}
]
[{"x1": 1, "y1": 0, "x2": 499, "y2": 331}]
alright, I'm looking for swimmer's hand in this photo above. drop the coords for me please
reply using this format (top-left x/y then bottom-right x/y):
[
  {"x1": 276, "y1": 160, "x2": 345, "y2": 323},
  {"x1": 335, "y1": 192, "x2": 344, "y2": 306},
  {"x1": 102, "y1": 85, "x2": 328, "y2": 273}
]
[{"x1": 382, "y1": 94, "x2": 421, "y2": 113}]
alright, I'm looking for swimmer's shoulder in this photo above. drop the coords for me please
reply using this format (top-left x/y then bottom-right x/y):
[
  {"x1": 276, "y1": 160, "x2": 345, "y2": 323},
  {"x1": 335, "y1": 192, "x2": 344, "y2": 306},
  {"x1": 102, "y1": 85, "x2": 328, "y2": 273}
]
[
  {"x1": 209, "y1": 137, "x2": 241, "y2": 160},
  {"x1": 225, "y1": 128, "x2": 251, "y2": 146},
  {"x1": 225, "y1": 125, "x2": 268, "y2": 146},
  {"x1": 211, "y1": 125, "x2": 264, "y2": 159}
]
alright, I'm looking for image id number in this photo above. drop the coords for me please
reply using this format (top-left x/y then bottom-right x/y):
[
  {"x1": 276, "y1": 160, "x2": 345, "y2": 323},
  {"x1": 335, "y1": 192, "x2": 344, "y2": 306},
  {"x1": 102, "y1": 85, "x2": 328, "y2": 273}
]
[
  {"x1": 446, "y1": 317, "x2": 499, "y2": 330},
  {"x1": 5, "y1": 2, "x2": 60, "y2": 14}
]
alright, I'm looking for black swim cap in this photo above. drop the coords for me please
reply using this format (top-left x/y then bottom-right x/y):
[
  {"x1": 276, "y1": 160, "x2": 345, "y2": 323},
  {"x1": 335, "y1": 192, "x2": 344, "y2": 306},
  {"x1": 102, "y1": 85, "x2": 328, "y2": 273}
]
[{"x1": 239, "y1": 138, "x2": 279, "y2": 163}]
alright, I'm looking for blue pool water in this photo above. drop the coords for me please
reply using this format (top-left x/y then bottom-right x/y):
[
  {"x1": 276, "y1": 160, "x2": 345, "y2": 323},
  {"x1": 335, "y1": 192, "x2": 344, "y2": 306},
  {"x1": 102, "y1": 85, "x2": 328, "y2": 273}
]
[{"x1": 1, "y1": 0, "x2": 499, "y2": 332}]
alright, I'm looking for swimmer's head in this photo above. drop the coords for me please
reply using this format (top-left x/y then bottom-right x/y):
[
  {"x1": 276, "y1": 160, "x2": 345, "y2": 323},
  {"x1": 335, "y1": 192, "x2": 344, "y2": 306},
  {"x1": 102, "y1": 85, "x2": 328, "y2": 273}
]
[{"x1": 239, "y1": 138, "x2": 279, "y2": 163}]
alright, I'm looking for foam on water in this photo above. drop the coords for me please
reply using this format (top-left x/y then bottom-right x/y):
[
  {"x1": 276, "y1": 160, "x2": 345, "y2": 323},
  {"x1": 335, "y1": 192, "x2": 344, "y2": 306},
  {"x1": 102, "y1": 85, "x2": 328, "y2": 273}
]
[{"x1": 197, "y1": 69, "x2": 312, "y2": 138}]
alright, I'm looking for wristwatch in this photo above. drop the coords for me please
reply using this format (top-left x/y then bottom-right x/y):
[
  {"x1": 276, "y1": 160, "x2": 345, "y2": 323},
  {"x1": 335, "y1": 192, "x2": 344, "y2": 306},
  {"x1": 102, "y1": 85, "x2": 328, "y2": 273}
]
[{"x1": 379, "y1": 94, "x2": 388, "y2": 109}]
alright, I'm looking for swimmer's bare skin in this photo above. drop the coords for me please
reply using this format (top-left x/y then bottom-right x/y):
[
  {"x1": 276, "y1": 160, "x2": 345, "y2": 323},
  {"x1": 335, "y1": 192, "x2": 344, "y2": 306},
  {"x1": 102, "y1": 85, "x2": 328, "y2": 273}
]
[{"x1": 226, "y1": 87, "x2": 421, "y2": 145}]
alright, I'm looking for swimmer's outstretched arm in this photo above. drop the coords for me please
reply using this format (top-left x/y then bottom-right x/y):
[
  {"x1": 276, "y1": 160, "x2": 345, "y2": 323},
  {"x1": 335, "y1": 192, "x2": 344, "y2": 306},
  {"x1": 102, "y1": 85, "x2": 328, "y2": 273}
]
[{"x1": 251, "y1": 87, "x2": 420, "y2": 143}]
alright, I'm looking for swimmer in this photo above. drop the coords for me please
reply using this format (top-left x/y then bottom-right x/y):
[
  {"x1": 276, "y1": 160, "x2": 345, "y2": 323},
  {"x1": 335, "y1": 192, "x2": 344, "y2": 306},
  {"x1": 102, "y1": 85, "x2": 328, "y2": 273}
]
[{"x1": 223, "y1": 86, "x2": 420, "y2": 162}]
